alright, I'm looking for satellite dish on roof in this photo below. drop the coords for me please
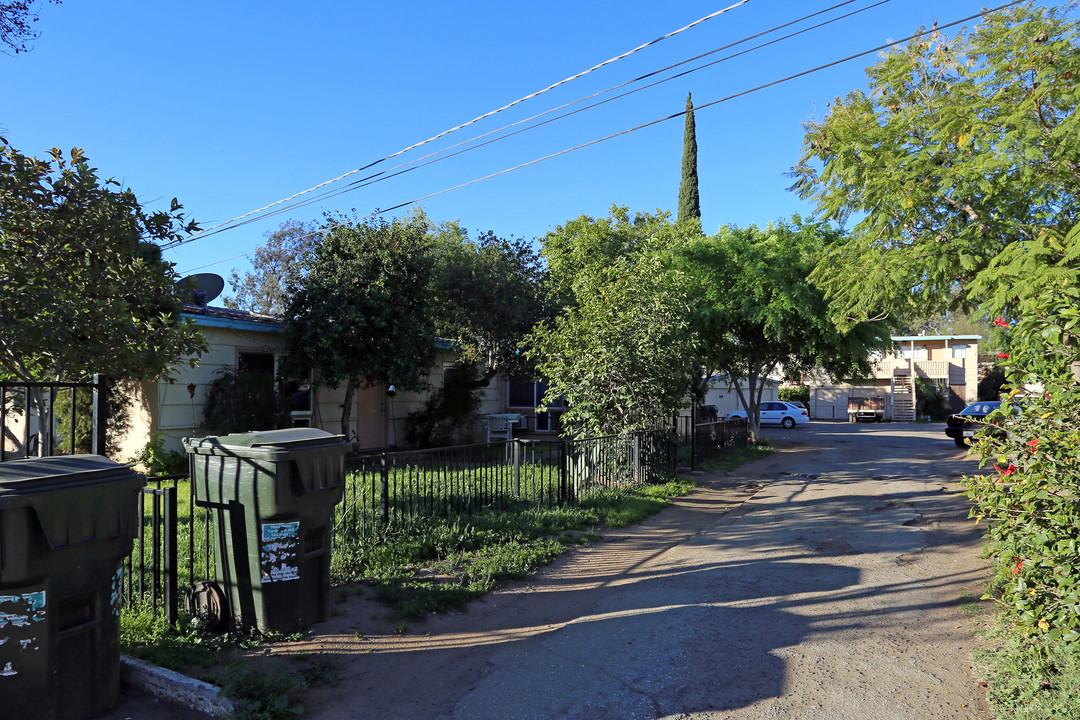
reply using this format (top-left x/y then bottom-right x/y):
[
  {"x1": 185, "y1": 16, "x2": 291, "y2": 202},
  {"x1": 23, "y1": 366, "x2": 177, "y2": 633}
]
[{"x1": 182, "y1": 273, "x2": 225, "y2": 307}]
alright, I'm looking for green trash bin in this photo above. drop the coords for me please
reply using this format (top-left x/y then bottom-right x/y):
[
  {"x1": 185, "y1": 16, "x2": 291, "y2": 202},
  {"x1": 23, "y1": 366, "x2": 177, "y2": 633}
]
[
  {"x1": 184, "y1": 428, "x2": 348, "y2": 634},
  {"x1": 0, "y1": 455, "x2": 145, "y2": 720}
]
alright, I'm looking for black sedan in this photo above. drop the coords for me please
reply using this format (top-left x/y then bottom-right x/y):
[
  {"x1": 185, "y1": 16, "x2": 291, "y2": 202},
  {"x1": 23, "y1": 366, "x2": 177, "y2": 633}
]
[{"x1": 945, "y1": 401, "x2": 1003, "y2": 448}]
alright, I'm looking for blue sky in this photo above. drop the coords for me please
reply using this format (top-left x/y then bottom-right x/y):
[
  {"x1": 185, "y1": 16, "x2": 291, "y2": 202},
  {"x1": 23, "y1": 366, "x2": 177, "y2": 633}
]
[{"x1": 1, "y1": 1, "x2": 1035, "y2": 289}]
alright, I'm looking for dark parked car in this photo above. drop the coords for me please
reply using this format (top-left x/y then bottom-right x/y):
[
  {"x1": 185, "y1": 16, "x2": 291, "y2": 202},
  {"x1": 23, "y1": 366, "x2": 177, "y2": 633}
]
[{"x1": 945, "y1": 401, "x2": 1003, "y2": 448}]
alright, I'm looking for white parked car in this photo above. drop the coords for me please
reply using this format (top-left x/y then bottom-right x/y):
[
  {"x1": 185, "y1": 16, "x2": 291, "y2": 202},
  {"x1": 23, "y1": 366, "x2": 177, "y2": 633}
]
[{"x1": 728, "y1": 401, "x2": 810, "y2": 429}]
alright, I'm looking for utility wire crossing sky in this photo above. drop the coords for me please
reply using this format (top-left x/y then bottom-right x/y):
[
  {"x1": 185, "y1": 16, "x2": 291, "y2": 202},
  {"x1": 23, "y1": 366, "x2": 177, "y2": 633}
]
[{"x1": 1, "y1": 0, "x2": 1043, "y2": 281}]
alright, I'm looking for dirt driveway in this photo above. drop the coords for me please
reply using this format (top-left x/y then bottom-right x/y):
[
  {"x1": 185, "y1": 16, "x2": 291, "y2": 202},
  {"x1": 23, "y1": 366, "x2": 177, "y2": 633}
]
[
  {"x1": 250, "y1": 422, "x2": 992, "y2": 719},
  {"x1": 107, "y1": 422, "x2": 994, "y2": 719}
]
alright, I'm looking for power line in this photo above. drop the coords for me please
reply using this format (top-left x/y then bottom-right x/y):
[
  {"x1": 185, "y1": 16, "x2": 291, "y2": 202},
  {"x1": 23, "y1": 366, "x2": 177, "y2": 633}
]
[
  {"x1": 178, "y1": 0, "x2": 1022, "y2": 275},
  {"x1": 172, "y1": 0, "x2": 885, "y2": 247},
  {"x1": 164, "y1": 0, "x2": 753, "y2": 251}
]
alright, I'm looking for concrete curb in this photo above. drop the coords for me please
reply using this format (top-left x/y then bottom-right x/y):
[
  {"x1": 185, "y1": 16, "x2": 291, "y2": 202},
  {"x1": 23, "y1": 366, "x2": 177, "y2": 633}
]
[{"x1": 121, "y1": 655, "x2": 236, "y2": 718}]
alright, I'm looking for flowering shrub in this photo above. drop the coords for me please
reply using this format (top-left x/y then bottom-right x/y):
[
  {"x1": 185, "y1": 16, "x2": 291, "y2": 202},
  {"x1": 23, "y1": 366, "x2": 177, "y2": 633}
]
[{"x1": 964, "y1": 282, "x2": 1080, "y2": 642}]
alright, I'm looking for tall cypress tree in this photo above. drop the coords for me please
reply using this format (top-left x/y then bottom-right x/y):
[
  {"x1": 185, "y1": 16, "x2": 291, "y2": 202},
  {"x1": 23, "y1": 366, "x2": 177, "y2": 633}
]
[{"x1": 677, "y1": 92, "x2": 701, "y2": 224}]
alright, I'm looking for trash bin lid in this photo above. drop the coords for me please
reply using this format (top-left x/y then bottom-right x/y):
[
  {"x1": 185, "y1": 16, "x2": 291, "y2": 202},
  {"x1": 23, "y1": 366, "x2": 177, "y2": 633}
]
[
  {"x1": 0, "y1": 454, "x2": 138, "y2": 499},
  {"x1": 0, "y1": 454, "x2": 145, "y2": 548},
  {"x1": 184, "y1": 428, "x2": 347, "y2": 459}
]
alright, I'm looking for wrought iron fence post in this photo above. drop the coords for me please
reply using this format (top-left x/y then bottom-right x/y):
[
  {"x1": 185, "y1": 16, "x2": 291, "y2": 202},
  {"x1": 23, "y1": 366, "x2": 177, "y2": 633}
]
[
  {"x1": 558, "y1": 439, "x2": 568, "y2": 503},
  {"x1": 690, "y1": 420, "x2": 697, "y2": 471},
  {"x1": 163, "y1": 485, "x2": 178, "y2": 626},
  {"x1": 379, "y1": 452, "x2": 390, "y2": 525},
  {"x1": 92, "y1": 374, "x2": 107, "y2": 456},
  {"x1": 632, "y1": 432, "x2": 642, "y2": 484},
  {"x1": 512, "y1": 439, "x2": 522, "y2": 498}
]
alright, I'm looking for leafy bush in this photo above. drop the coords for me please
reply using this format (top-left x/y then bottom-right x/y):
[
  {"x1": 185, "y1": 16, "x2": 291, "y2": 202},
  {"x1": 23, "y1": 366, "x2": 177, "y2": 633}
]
[
  {"x1": 404, "y1": 360, "x2": 485, "y2": 448},
  {"x1": 963, "y1": 282, "x2": 1080, "y2": 642},
  {"x1": 53, "y1": 378, "x2": 132, "y2": 457},
  {"x1": 914, "y1": 376, "x2": 950, "y2": 421},
  {"x1": 129, "y1": 432, "x2": 188, "y2": 475},
  {"x1": 978, "y1": 364, "x2": 1007, "y2": 401},
  {"x1": 202, "y1": 365, "x2": 291, "y2": 436},
  {"x1": 779, "y1": 385, "x2": 810, "y2": 405}
]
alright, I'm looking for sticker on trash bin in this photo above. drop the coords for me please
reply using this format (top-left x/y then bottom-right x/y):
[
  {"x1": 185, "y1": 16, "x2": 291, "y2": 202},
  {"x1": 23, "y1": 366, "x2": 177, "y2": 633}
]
[
  {"x1": 0, "y1": 589, "x2": 46, "y2": 677},
  {"x1": 261, "y1": 521, "x2": 300, "y2": 583},
  {"x1": 110, "y1": 566, "x2": 124, "y2": 617}
]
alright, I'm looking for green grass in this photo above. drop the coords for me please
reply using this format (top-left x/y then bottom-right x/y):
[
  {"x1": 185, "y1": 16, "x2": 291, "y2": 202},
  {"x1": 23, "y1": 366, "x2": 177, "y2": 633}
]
[
  {"x1": 697, "y1": 444, "x2": 773, "y2": 473},
  {"x1": 330, "y1": 477, "x2": 697, "y2": 617},
  {"x1": 973, "y1": 614, "x2": 1080, "y2": 720}
]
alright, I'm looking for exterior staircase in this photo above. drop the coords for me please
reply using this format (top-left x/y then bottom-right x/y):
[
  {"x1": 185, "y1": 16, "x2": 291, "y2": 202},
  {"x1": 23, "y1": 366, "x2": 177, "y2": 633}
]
[{"x1": 892, "y1": 374, "x2": 916, "y2": 422}]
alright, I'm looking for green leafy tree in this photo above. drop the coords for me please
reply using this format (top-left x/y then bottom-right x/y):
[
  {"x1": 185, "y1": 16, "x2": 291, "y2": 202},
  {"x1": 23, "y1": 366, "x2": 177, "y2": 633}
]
[
  {"x1": 791, "y1": 3, "x2": 1080, "y2": 326},
  {"x1": 541, "y1": 205, "x2": 676, "y2": 308},
  {"x1": 527, "y1": 252, "x2": 701, "y2": 437},
  {"x1": 0, "y1": 140, "x2": 205, "y2": 450},
  {"x1": 202, "y1": 364, "x2": 292, "y2": 436},
  {"x1": 429, "y1": 220, "x2": 549, "y2": 381},
  {"x1": 404, "y1": 359, "x2": 486, "y2": 448},
  {"x1": 280, "y1": 213, "x2": 438, "y2": 436},
  {"x1": 674, "y1": 220, "x2": 894, "y2": 439},
  {"x1": 224, "y1": 219, "x2": 318, "y2": 316},
  {"x1": 677, "y1": 92, "x2": 701, "y2": 225},
  {"x1": 964, "y1": 281, "x2": 1080, "y2": 641}
]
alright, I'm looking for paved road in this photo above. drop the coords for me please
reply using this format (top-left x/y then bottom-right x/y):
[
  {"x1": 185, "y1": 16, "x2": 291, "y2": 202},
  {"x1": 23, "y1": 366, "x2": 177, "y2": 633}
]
[
  {"x1": 109, "y1": 422, "x2": 994, "y2": 719},
  {"x1": 291, "y1": 422, "x2": 993, "y2": 719}
]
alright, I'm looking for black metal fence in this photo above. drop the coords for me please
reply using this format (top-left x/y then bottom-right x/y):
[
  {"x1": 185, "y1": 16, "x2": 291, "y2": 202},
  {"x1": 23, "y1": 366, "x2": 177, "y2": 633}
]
[
  {"x1": 123, "y1": 473, "x2": 214, "y2": 627},
  {"x1": 124, "y1": 420, "x2": 748, "y2": 622},
  {"x1": 335, "y1": 428, "x2": 676, "y2": 542},
  {"x1": 673, "y1": 415, "x2": 749, "y2": 469},
  {"x1": 691, "y1": 418, "x2": 749, "y2": 465},
  {"x1": 0, "y1": 374, "x2": 108, "y2": 459}
]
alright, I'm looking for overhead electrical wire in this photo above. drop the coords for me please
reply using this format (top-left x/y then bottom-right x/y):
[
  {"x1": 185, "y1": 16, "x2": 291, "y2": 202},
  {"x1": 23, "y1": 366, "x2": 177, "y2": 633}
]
[
  {"x1": 177, "y1": 0, "x2": 1023, "y2": 275},
  {"x1": 175, "y1": 0, "x2": 890, "y2": 246},
  {"x1": 163, "y1": 0, "x2": 753, "y2": 250}
]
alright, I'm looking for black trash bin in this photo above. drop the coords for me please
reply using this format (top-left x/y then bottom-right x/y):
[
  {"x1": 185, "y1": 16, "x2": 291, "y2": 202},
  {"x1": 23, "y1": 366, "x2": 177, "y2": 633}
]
[
  {"x1": 0, "y1": 455, "x2": 145, "y2": 720},
  {"x1": 184, "y1": 428, "x2": 348, "y2": 633}
]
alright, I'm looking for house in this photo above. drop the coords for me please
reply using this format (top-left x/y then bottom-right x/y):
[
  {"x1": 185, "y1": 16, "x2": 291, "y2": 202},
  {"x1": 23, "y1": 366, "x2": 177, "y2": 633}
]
[
  {"x1": 803, "y1": 335, "x2": 981, "y2": 422},
  {"x1": 116, "y1": 304, "x2": 561, "y2": 460}
]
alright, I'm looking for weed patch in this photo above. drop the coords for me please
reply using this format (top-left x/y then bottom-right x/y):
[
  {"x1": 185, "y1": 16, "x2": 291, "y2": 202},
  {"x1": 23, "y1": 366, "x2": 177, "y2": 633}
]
[
  {"x1": 974, "y1": 615, "x2": 1080, "y2": 720},
  {"x1": 332, "y1": 478, "x2": 697, "y2": 617}
]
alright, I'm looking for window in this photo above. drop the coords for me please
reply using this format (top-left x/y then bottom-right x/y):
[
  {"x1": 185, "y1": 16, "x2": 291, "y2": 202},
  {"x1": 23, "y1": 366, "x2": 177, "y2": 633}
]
[
  {"x1": 281, "y1": 374, "x2": 313, "y2": 427},
  {"x1": 951, "y1": 344, "x2": 968, "y2": 359},
  {"x1": 238, "y1": 350, "x2": 312, "y2": 427},
  {"x1": 508, "y1": 377, "x2": 563, "y2": 409},
  {"x1": 899, "y1": 345, "x2": 927, "y2": 360}
]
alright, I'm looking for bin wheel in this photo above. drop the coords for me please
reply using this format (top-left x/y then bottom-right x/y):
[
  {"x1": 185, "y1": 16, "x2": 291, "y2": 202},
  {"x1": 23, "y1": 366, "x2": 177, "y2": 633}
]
[{"x1": 187, "y1": 581, "x2": 228, "y2": 631}]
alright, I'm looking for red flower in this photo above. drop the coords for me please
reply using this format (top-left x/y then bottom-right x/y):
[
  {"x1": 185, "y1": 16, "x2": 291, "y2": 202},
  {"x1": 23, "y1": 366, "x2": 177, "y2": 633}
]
[
  {"x1": 1028, "y1": 438, "x2": 1039, "y2": 451},
  {"x1": 997, "y1": 352, "x2": 1011, "y2": 359},
  {"x1": 993, "y1": 317, "x2": 1010, "y2": 327},
  {"x1": 995, "y1": 463, "x2": 1018, "y2": 476},
  {"x1": 1013, "y1": 559, "x2": 1024, "y2": 575}
]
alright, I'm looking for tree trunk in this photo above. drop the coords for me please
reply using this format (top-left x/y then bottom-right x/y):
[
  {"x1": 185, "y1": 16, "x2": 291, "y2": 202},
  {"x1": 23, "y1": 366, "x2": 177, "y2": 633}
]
[{"x1": 340, "y1": 376, "x2": 357, "y2": 439}]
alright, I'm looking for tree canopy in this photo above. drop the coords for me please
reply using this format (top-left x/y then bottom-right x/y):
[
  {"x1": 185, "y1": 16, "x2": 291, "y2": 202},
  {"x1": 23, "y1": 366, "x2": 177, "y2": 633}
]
[
  {"x1": 0, "y1": 139, "x2": 205, "y2": 384},
  {"x1": 526, "y1": 208, "x2": 704, "y2": 437},
  {"x1": 527, "y1": 251, "x2": 701, "y2": 438},
  {"x1": 280, "y1": 213, "x2": 436, "y2": 435},
  {"x1": 791, "y1": 3, "x2": 1080, "y2": 326},
  {"x1": 678, "y1": 92, "x2": 701, "y2": 225},
  {"x1": 540, "y1": 204, "x2": 676, "y2": 307},
  {"x1": 428, "y1": 220, "x2": 549, "y2": 380},
  {"x1": 673, "y1": 220, "x2": 895, "y2": 438},
  {"x1": 225, "y1": 219, "x2": 318, "y2": 316},
  {"x1": 280, "y1": 210, "x2": 548, "y2": 439}
]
